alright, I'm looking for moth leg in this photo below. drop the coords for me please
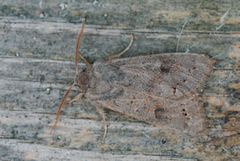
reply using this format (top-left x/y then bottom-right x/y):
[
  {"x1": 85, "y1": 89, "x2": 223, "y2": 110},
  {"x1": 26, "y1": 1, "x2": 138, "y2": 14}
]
[
  {"x1": 95, "y1": 103, "x2": 108, "y2": 143},
  {"x1": 63, "y1": 93, "x2": 84, "y2": 106},
  {"x1": 106, "y1": 34, "x2": 133, "y2": 60}
]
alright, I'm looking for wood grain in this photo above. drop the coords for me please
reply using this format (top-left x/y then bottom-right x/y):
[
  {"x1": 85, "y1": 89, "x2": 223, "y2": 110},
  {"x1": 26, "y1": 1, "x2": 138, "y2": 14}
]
[{"x1": 0, "y1": 0, "x2": 240, "y2": 160}]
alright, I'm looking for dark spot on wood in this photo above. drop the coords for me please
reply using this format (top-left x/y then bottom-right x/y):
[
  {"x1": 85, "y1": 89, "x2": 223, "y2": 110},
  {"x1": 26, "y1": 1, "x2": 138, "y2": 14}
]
[{"x1": 162, "y1": 138, "x2": 167, "y2": 144}]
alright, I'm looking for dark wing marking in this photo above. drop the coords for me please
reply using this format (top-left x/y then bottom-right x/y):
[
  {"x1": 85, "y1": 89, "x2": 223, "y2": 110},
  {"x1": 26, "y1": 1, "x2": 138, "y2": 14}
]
[
  {"x1": 97, "y1": 89, "x2": 204, "y2": 133},
  {"x1": 105, "y1": 53, "x2": 213, "y2": 99}
]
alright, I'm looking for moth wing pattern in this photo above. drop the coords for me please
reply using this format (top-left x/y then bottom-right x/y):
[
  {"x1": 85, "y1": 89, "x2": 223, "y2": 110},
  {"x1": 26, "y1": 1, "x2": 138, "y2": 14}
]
[
  {"x1": 86, "y1": 53, "x2": 213, "y2": 133},
  {"x1": 97, "y1": 89, "x2": 204, "y2": 133},
  {"x1": 100, "y1": 53, "x2": 213, "y2": 100}
]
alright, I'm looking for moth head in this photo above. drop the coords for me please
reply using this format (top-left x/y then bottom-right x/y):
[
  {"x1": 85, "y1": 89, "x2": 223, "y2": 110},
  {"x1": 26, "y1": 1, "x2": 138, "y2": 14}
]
[{"x1": 74, "y1": 68, "x2": 91, "y2": 93}]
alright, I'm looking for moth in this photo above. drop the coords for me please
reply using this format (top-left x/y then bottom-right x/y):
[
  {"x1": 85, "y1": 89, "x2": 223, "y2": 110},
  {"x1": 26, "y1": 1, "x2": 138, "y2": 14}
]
[{"x1": 50, "y1": 13, "x2": 213, "y2": 143}]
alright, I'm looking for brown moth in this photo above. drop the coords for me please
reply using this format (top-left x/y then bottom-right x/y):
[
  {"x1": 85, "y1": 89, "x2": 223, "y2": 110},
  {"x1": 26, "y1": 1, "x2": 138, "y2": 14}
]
[{"x1": 50, "y1": 13, "x2": 213, "y2": 143}]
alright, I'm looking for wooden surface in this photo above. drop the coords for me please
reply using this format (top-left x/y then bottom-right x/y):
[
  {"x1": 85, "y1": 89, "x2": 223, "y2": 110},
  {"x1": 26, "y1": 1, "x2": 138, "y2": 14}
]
[{"x1": 0, "y1": 0, "x2": 240, "y2": 160}]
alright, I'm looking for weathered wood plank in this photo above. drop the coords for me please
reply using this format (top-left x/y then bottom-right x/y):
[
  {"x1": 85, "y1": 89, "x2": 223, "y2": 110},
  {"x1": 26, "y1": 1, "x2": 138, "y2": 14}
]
[{"x1": 1, "y1": 139, "x2": 194, "y2": 161}]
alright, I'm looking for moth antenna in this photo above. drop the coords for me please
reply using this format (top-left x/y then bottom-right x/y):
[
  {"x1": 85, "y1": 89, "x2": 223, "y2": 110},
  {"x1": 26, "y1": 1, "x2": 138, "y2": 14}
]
[
  {"x1": 50, "y1": 82, "x2": 76, "y2": 134},
  {"x1": 106, "y1": 34, "x2": 134, "y2": 60},
  {"x1": 75, "y1": 12, "x2": 90, "y2": 73}
]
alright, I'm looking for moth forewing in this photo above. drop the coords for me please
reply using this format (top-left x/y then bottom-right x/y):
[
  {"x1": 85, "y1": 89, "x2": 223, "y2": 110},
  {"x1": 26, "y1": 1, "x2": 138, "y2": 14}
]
[{"x1": 88, "y1": 53, "x2": 213, "y2": 100}]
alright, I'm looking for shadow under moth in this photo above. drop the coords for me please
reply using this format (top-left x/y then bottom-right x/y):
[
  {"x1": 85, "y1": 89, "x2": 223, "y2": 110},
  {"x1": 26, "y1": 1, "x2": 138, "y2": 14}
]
[{"x1": 50, "y1": 13, "x2": 213, "y2": 143}]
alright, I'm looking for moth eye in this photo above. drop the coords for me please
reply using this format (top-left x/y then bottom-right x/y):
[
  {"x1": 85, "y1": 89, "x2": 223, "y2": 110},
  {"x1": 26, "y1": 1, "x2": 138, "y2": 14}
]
[
  {"x1": 192, "y1": 66, "x2": 196, "y2": 69},
  {"x1": 183, "y1": 79, "x2": 186, "y2": 82}
]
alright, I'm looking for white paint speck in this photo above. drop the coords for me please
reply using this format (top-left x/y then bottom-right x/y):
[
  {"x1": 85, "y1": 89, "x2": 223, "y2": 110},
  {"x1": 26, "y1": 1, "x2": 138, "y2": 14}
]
[{"x1": 59, "y1": 2, "x2": 68, "y2": 10}]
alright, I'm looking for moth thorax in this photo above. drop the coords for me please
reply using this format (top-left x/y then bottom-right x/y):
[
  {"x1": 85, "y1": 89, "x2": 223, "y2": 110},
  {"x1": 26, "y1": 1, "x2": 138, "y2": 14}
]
[{"x1": 74, "y1": 69, "x2": 90, "y2": 93}]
